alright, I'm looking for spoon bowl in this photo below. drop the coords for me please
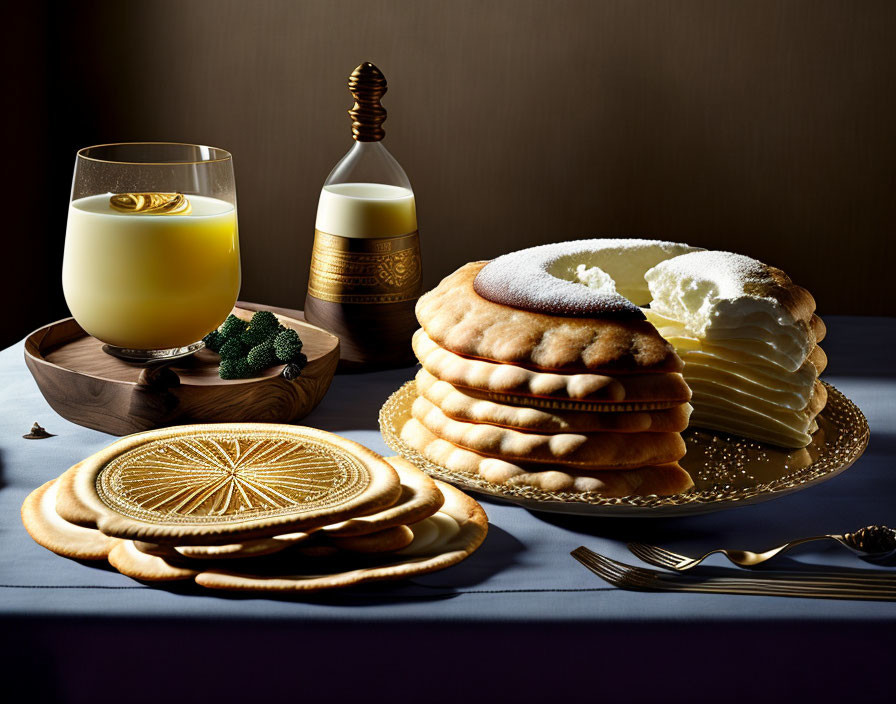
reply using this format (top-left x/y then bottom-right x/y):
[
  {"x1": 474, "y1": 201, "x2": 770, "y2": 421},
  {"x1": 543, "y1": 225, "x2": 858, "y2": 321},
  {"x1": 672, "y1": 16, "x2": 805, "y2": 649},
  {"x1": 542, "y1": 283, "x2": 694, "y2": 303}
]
[{"x1": 840, "y1": 525, "x2": 896, "y2": 564}]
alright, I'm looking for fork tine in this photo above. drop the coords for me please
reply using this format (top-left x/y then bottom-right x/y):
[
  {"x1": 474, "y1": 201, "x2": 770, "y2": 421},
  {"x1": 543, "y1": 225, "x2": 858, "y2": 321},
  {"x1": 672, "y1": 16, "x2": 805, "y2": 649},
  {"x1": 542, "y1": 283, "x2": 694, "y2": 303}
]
[
  {"x1": 572, "y1": 547, "x2": 660, "y2": 590},
  {"x1": 593, "y1": 551, "x2": 648, "y2": 587},
  {"x1": 572, "y1": 548, "x2": 631, "y2": 582},
  {"x1": 570, "y1": 547, "x2": 626, "y2": 586},
  {"x1": 630, "y1": 542, "x2": 683, "y2": 563},
  {"x1": 627, "y1": 543, "x2": 680, "y2": 568},
  {"x1": 627, "y1": 542, "x2": 694, "y2": 569},
  {"x1": 625, "y1": 543, "x2": 662, "y2": 563},
  {"x1": 571, "y1": 547, "x2": 617, "y2": 576}
]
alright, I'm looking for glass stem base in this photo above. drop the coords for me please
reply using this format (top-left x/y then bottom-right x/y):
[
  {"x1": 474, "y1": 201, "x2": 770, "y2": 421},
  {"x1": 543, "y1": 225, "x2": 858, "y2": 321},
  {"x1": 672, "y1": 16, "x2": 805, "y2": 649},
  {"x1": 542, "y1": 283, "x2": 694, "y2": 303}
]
[{"x1": 102, "y1": 341, "x2": 205, "y2": 363}]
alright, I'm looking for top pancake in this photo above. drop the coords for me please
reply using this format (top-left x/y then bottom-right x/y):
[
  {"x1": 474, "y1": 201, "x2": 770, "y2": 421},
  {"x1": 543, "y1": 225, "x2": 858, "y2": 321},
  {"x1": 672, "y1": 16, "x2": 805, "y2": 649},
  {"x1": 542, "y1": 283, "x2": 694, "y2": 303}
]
[{"x1": 416, "y1": 262, "x2": 683, "y2": 374}]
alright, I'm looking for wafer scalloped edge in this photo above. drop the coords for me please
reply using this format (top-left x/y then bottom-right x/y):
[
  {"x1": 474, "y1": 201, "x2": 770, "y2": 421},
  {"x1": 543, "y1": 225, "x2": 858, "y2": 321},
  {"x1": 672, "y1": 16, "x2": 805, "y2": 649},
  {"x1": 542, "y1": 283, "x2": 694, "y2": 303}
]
[
  {"x1": 411, "y1": 395, "x2": 686, "y2": 469},
  {"x1": 399, "y1": 416, "x2": 693, "y2": 495},
  {"x1": 415, "y1": 369, "x2": 692, "y2": 433},
  {"x1": 413, "y1": 328, "x2": 690, "y2": 407}
]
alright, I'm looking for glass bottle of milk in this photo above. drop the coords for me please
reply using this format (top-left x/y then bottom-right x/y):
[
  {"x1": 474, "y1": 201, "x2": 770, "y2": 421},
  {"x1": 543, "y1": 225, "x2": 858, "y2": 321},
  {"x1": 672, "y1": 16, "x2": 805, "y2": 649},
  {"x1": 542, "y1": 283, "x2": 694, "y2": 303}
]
[{"x1": 305, "y1": 62, "x2": 421, "y2": 370}]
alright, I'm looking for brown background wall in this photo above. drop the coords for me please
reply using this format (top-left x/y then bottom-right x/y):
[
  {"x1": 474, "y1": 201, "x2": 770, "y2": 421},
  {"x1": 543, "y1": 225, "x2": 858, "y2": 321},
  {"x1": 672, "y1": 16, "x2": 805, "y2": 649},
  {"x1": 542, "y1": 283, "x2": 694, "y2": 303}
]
[{"x1": 6, "y1": 0, "x2": 896, "y2": 348}]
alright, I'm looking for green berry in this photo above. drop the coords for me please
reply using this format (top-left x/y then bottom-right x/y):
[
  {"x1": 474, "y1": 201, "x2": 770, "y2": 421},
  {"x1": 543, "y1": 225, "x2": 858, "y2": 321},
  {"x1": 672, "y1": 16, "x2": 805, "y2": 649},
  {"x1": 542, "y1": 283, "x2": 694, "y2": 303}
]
[
  {"x1": 239, "y1": 311, "x2": 281, "y2": 347},
  {"x1": 240, "y1": 325, "x2": 269, "y2": 348},
  {"x1": 273, "y1": 328, "x2": 303, "y2": 363},
  {"x1": 219, "y1": 314, "x2": 247, "y2": 339},
  {"x1": 249, "y1": 310, "x2": 280, "y2": 335},
  {"x1": 219, "y1": 357, "x2": 250, "y2": 380},
  {"x1": 246, "y1": 342, "x2": 276, "y2": 372},
  {"x1": 219, "y1": 338, "x2": 246, "y2": 361},
  {"x1": 202, "y1": 330, "x2": 224, "y2": 353}
]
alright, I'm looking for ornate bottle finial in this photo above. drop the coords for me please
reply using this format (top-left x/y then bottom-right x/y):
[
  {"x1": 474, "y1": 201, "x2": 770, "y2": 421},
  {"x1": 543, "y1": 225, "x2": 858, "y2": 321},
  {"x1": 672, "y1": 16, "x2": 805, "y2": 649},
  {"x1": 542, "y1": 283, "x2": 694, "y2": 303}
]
[{"x1": 348, "y1": 62, "x2": 387, "y2": 142}]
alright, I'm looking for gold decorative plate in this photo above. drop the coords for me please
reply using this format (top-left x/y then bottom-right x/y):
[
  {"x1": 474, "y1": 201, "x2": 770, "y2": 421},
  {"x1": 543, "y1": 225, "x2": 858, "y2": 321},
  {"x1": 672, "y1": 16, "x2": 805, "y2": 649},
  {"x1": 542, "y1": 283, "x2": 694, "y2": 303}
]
[
  {"x1": 59, "y1": 424, "x2": 402, "y2": 544},
  {"x1": 379, "y1": 381, "x2": 870, "y2": 517}
]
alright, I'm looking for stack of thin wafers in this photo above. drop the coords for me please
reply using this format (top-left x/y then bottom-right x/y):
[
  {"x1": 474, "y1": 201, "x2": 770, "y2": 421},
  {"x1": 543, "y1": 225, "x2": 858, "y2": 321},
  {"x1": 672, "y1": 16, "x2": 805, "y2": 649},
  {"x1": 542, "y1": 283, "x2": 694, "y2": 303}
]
[
  {"x1": 396, "y1": 263, "x2": 696, "y2": 496},
  {"x1": 21, "y1": 424, "x2": 487, "y2": 593}
]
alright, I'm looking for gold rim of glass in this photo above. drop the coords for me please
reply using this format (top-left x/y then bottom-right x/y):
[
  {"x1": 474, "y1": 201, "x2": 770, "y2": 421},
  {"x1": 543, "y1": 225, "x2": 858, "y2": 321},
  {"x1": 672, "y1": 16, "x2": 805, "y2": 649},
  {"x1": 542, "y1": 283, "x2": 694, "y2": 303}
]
[{"x1": 76, "y1": 142, "x2": 233, "y2": 166}]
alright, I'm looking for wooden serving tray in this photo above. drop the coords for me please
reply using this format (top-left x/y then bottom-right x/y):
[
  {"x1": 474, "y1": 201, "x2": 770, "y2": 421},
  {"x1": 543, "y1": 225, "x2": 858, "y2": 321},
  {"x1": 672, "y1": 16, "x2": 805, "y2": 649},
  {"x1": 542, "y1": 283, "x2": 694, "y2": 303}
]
[{"x1": 24, "y1": 302, "x2": 339, "y2": 436}]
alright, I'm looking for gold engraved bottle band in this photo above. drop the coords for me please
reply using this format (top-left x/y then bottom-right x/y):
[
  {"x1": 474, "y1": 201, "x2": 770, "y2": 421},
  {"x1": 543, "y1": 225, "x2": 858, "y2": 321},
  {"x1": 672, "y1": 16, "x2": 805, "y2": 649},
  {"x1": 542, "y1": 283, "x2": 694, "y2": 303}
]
[{"x1": 308, "y1": 230, "x2": 422, "y2": 304}]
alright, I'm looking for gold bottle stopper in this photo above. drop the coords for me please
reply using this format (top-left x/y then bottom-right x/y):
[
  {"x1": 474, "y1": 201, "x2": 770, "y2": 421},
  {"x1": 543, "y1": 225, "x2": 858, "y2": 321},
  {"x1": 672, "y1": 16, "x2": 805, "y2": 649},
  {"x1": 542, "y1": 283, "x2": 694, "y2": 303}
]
[{"x1": 348, "y1": 62, "x2": 387, "y2": 142}]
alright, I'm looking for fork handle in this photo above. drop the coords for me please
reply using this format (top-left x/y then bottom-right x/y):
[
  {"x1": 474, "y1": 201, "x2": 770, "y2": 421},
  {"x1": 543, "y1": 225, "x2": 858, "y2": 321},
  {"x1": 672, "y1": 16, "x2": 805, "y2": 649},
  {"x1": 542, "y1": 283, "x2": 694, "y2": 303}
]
[
  {"x1": 745, "y1": 534, "x2": 840, "y2": 564},
  {"x1": 678, "y1": 535, "x2": 840, "y2": 569}
]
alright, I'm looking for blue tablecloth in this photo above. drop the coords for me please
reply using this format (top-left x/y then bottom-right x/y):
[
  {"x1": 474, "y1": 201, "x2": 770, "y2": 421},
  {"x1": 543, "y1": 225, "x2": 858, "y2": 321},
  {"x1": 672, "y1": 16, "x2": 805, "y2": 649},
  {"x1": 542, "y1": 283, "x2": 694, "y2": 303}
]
[{"x1": 2, "y1": 317, "x2": 895, "y2": 703}]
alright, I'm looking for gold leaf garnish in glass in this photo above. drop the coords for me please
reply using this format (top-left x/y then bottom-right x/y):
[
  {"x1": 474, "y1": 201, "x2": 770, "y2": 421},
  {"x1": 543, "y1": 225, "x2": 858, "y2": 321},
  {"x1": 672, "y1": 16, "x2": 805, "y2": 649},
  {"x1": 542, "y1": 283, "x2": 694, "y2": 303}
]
[{"x1": 109, "y1": 192, "x2": 192, "y2": 215}]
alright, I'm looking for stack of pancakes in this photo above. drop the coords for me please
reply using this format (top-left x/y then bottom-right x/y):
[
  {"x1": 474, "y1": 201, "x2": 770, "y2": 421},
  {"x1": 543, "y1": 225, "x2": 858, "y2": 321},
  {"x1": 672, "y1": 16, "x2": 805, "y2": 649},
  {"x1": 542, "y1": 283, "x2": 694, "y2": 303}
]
[
  {"x1": 400, "y1": 263, "x2": 695, "y2": 495},
  {"x1": 643, "y1": 251, "x2": 827, "y2": 447},
  {"x1": 22, "y1": 425, "x2": 487, "y2": 592}
]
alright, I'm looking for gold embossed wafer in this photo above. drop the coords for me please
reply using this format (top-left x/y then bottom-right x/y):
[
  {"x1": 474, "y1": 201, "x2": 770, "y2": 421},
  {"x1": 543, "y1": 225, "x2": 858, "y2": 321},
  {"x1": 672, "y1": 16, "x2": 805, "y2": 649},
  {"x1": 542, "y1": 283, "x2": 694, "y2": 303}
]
[
  {"x1": 131, "y1": 456, "x2": 444, "y2": 559},
  {"x1": 64, "y1": 424, "x2": 402, "y2": 545},
  {"x1": 132, "y1": 532, "x2": 313, "y2": 562},
  {"x1": 101, "y1": 481, "x2": 489, "y2": 590},
  {"x1": 194, "y1": 479, "x2": 488, "y2": 592},
  {"x1": 322, "y1": 456, "x2": 443, "y2": 536},
  {"x1": 55, "y1": 462, "x2": 98, "y2": 528},
  {"x1": 22, "y1": 479, "x2": 119, "y2": 561},
  {"x1": 108, "y1": 541, "x2": 200, "y2": 581},
  {"x1": 326, "y1": 524, "x2": 415, "y2": 553}
]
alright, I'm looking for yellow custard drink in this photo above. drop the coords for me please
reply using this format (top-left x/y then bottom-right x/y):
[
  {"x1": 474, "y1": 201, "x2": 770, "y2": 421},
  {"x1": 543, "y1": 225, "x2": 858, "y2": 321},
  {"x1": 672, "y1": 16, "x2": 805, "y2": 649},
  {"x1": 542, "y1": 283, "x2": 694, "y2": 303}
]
[{"x1": 63, "y1": 193, "x2": 240, "y2": 350}]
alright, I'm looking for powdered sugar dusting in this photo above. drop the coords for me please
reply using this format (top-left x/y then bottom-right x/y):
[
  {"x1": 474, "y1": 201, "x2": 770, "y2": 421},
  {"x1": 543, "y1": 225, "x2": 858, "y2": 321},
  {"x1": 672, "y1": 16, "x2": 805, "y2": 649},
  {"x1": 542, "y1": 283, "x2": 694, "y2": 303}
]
[
  {"x1": 473, "y1": 239, "x2": 698, "y2": 318},
  {"x1": 650, "y1": 250, "x2": 778, "y2": 300}
]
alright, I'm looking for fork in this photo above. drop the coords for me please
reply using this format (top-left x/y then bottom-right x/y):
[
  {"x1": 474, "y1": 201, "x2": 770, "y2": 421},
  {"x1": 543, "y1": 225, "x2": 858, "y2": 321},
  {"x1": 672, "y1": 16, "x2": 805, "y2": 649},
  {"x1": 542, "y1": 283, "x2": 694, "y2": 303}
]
[
  {"x1": 628, "y1": 525, "x2": 896, "y2": 571},
  {"x1": 571, "y1": 547, "x2": 896, "y2": 601}
]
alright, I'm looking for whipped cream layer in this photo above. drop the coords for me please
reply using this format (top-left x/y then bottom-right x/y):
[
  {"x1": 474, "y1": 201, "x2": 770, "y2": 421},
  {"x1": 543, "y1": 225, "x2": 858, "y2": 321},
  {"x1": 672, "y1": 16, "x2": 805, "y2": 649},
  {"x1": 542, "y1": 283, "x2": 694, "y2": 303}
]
[
  {"x1": 688, "y1": 385, "x2": 823, "y2": 448},
  {"x1": 646, "y1": 310, "x2": 810, "y2": 372},
  {"x1": 645, "y1": 251, "x2": 816, "y2": 369},
  {"x1": 643, "y1": 250, "x2": 823, "y2": 447}
]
